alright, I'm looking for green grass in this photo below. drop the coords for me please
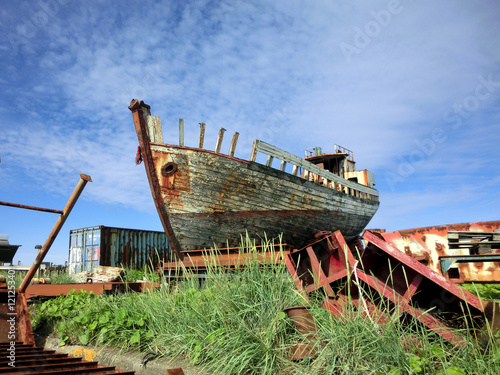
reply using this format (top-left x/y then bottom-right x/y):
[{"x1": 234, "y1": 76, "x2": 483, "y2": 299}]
[
  {"x1": 0, "y1": 269, "x2": 24, "y2": 289},
  {"x1": 462, "y1": 283, "x2": 500, "y2": 301},
  {"x1": 29, "y1": 239, "x2": 500, "y2": 375},
  {"x1": 0, "y1": 268, "x2": 74, "y2": 288},
  {"x1": 0, "y1": 264, "x2": 155, "y2": 289}
]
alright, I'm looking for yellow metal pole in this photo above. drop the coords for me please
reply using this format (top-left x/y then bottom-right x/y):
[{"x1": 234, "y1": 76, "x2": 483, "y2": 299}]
[{"x1": 18, "y1": 173, "x2": 92, "y2": 293}]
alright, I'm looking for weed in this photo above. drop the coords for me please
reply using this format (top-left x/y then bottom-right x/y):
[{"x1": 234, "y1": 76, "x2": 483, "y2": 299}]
[{"x1": 28, "y1": 238, "x2": 500, "y2": 374}]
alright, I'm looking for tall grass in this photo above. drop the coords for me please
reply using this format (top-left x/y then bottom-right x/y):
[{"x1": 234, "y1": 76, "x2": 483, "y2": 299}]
[
  {"x1": 0, "y1": 268, "x2": 73, "y2": 288},
  {"x1": 134, "y1": 238, "x2": 306, "y2": 374},
  {"x1": 30, "y1": 238, "x2": 500, "y2": 375}
]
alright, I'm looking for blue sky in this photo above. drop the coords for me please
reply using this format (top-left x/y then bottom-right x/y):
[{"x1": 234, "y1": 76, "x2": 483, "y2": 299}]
[{"x1": 1, "y1": 0, "x2": 499, "y2": 265}]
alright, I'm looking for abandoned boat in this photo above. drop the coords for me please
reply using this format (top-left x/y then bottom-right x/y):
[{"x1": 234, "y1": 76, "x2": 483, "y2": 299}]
[{"x1": 129, "y1": 99, "x2": 379, "y2": 259}]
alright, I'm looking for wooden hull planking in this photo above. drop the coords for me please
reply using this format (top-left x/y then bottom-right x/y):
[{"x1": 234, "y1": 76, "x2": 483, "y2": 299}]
[
  {"x1": 151, "y1": 144, "x2": 379, "y2": 250},
  {"x1": 129, "y1": 99, "x2": 379, "y2": 256}
]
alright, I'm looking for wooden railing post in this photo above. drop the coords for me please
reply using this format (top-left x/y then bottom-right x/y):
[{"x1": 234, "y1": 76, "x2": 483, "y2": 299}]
[
  {"x1": 199, "y1": 122, "x2": 206, "y2": 148},
  {"x1": 215, "y1": 128, "x2": 226, "y2": 153},
  {"x1": 250, "y1": 140, "x2": 259, "y2": 162},
  {"x1": 228, "y1": 132, "x2": 239, "y2": 157},
  {"x1": 179, "y1": 119, "x2": 184, "y2": 146},
  {"x1": 250, "y1": 140, "x2": 378, "y2": 200}
]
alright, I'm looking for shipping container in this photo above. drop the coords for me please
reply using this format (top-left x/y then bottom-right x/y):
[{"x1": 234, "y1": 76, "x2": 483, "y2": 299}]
[{"x1": 68, "y1": 226, "x2": 171, "y2": 274}]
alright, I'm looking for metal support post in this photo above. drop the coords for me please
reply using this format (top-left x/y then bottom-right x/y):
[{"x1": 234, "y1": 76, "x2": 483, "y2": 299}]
[{"x1": 18, "y1": 173, "x2": 92, "y2": 293}]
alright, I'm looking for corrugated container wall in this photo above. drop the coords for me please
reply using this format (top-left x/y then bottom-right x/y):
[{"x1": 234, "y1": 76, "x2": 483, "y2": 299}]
[{"x1": 68, "y1": 226, "x2": 171, "y2": 274}]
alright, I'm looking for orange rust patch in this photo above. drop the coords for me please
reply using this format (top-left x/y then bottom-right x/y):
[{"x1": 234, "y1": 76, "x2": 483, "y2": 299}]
[
  {"x1": 404, "y1": 246, "x2": 412, "y2": 256},
  {"x1": 154, "y1": 150, "x2": 190, "y2": 211},
  {"x1": 435, "y1": 242, "x2": 445, "y2": 254},
  {"x1": 68, "y1": 347, "x2": 100, "y2": 362}
]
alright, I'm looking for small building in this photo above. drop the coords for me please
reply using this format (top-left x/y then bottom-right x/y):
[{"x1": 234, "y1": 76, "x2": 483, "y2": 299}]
[
  {"x1": 68, "y1": 226, "x2": 171, "y2": 274},
  {"x1": 0, "y1": 235, "x2": 21, "y2": 266}
]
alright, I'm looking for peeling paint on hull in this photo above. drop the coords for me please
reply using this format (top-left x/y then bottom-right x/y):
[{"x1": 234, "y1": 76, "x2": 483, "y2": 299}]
[
  {"x1": 152, "y1": 145, "x2": 379, "y2": 250},
  {"x1": 129, "y1": 99, "x2": 379, "y2": 256}
]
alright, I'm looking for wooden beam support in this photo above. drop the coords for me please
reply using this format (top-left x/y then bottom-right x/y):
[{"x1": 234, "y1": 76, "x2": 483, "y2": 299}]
[
  {"x1": 198, "y1": 122, "x2": 205, "y2": 149},
  {"x1": 228, "y1": 132, "x2": 239, "y2": 157},
  {"x1": 179, "y1": 119, "x2": 184, "y2": 146},
  {"x1": 215, "y1": 128, "x2": 226, "y2": 153}
]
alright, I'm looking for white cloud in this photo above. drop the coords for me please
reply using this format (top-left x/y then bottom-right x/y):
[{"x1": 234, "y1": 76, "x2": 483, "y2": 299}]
[
  {"x1": 0, "y1": 119, "x2": 153, "y2": 212},
  {"x1": 1, "y1": 0, "x2": 499, "y2": 229}
]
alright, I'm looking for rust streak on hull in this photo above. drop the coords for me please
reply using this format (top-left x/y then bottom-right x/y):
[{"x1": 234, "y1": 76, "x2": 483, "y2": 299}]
[
  {"x1": 129, "y1": 100, "x2": 183, "y2": 259},
  {"x1": 152, "y1": 145, "x2": 378, "y2": 250},
  {"x1": 130, "y1": 100, "x2": 379, "y2": 253}
]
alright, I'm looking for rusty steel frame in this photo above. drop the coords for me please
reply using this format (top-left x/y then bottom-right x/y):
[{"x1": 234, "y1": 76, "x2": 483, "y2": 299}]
[
  {"x1": 380, "y1": 220, "x2": 500, "y2": 283},
  {"x1": 18, "y1": 174, "x2": 92, "y2": 294},
  {"x1": 0, "y1": 173, "x2": 91, "y2": 347},
  {"x1": 15, "y1": 292, "x2": 34, "y2": 346},
  {"x1": 24, "y1": 281, "x2": 158, "y2": 300},
  {"x1": 0, "y1": 288, "x2": 35, "y2": 346},
  {"x1": 0, "y1": 342, "x2": 136, "y2": 374},
  {"x1": 0, "y1": 201, "x2": 64, "y2": 215},
  {"x1": 285, "y1": 230, "x2": 500, "y2": 346},
  {"x1": 0, "y1": 175, "x2": 138, "y2": 373}
]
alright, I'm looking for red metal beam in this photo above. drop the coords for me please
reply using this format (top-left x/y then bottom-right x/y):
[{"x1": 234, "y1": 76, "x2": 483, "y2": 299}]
[
  {"x1": 24, "y1": 282, "x2": 157, "y2": 299},
  {"x1": 18, "y1": 174, "x2": 92, "y2": 294},
  {"x1": 285, "y1": 230, "x2": 500, "y2": 346},
  {"x1": 0, "y1": 201, "x2": 64, "y2": 214}
]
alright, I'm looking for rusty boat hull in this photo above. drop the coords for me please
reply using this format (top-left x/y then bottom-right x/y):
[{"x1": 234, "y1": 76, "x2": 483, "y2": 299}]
[
  {"x1": 130, "y1": 100, "x2": 379, "y2": 258},
  {"x1": 149, "y1": 144, "x2": 379, "y2": 251}
]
